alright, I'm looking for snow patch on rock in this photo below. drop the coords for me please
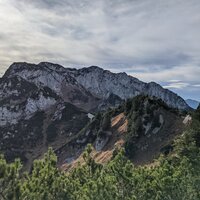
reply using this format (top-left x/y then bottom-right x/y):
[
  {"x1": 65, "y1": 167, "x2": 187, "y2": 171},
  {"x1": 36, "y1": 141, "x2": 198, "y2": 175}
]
[
  {"x1": 183, "y1": 115, "x2": 192, "y2": 124},
  {"x1": 87, "y1": 113, "x2": 94, "y2": 120}
]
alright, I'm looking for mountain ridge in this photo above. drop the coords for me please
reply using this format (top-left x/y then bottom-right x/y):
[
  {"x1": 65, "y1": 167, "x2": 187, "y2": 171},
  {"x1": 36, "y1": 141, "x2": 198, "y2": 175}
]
[
  {"x1": 0, "y1": 61, "x2": 192, "y2": 170},
  {"x1": 186, "y1": 99, "x2": 199, "y2": 109},
  {"x1": 59, "y1": 95, "x2": 188, "y2": 170},
  {"x1": 3, "y1": 62, "x2": 190, "y2": 110}
]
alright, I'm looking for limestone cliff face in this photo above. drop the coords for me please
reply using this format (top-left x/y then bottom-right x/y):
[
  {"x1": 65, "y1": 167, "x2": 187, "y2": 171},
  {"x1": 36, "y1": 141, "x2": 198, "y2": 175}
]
[
  {"x1": 67, "y1": 66, "x2": 190, "y2": 110},
  {"x1": 0, "y1": 62, "x2": 190, "y2": 167},
  {"x1": 0, "y1": 62, "x2": 92, "y2": 166},
  {"x1": 4, "y1": 62, "x2": 99, "y2": 111},
  {"x1": 2, "y1": 62, "x2": 190, "y2": 126},
  {"x1": 5, "y1": 63, "x2": 190, "y2": 110}
]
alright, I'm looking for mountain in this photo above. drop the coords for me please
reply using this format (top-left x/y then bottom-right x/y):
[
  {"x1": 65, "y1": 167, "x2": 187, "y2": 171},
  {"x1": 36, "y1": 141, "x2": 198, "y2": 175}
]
[
  {"x1": 59, "y1": 95, "x2": 188, "y2": 170},
  {"x1": 0, "y1": 62, "x2": 191, "y2": 169},
  {"x1": 186, "y1": 99, "x2": 199, "y2": 109},
  {"x1": 0, "y1": 73, "x2": 90, "y2": 169},
  {"x1": 5, "y1": 62, "x2": 190, "y2": 110},
  {"x1": 4, "y1": 62, "x2": 100, "y2": 111},
  {"x1": 67, "y1": 66, "x2": 190, "y2": 110},
  {"x1": 0, "y1": 98, "x2": 198, "y2": 200}
]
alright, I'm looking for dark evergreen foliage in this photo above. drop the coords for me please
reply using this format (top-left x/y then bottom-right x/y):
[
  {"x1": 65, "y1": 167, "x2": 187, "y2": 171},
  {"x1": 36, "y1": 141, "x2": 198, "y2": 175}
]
[{"x1": 0, "y1": 98, "x2": 199, "y2": 200}]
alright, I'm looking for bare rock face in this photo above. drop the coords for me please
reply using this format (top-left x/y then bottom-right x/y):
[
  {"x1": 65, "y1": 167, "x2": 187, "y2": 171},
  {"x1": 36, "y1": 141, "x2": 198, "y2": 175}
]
[
  {"x1": 67, "y1": 66, "x2": 144, "y2": 99},
  {"x1": 4, "y1": 62, "x2": 190, "y2": 111},
  {"x1": 143, "y1": 82, "x2": 190, "y2": 110},
  {"x1": 0, "y1": 75, "x2": 59, "y2": 126},
  {"x1": 0, "y1": 63, "x2": 93, "y2": 167},
  {"x1": 67, "y1": 66, "x2": 190, "y2": 110},
  {"x1": 0, "y1": 62, "x2": 190, "y2": 168},
  {"x1": 59, "y1": 95, "x2": 186, "y2": 168},
  {"x1": 4, "y1": 62, "x2": 99, "y2": 111}
]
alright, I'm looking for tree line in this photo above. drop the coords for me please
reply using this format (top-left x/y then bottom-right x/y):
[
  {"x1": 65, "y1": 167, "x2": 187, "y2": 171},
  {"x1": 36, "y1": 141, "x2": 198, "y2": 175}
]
[{"x1": 0, "y1": 107, "x2": 199, "y2": 200}]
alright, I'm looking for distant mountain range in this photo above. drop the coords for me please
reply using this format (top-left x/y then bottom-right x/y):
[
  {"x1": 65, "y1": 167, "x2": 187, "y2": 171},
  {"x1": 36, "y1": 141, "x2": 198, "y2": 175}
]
[
  {"x1": 0, "y1": 62, "x2": 192, "y2": 169},
  {"x1": 186, "y1": 99, "x2": 199, "y2": 109}
]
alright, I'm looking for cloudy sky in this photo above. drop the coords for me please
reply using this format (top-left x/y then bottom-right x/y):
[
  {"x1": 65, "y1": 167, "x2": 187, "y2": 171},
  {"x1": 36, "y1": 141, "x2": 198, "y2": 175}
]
[{"x1": 0, "y1": 0, "x2": 200, "y2": 101}]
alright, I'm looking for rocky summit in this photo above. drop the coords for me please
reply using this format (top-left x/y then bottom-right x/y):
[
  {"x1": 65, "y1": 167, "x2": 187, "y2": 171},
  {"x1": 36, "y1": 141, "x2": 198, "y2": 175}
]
[
  {"x1": 0, "y1": 62, "x2": 191, "y2": 169},
  {"x1": 5, "y1": 62, "x2": 190, "y2": 110}
]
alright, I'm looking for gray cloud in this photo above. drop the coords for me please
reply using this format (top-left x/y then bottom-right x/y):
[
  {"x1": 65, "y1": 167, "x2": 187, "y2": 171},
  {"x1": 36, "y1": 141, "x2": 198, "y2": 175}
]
[{"x1": 0, "y1": 0, "x2": 200, "y2": 100}]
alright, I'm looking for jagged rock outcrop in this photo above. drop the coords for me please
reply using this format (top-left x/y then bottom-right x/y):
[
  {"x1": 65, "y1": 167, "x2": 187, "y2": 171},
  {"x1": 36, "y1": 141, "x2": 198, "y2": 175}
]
[
  {"x1": 0, "y1": 75, "x2": 59, "y2": 126},
  {"x1": 0, "y1": 63, "x2": 94, "y2": 168},
  {"x1": 4, "y1": 62, "x2": 100, "y2": 111},
  {"x1": 5, "y1": 62, "x2": 190, "y2": 111},
  {"x1": 0, "y1": 62, "x2": 191, "y2": 169},
  {"x1": 59, "y1": 95, "x2": 186, "y2": 169},
  {"x1": 67, "y1": 66, "x2": 190, "y2": 110}
]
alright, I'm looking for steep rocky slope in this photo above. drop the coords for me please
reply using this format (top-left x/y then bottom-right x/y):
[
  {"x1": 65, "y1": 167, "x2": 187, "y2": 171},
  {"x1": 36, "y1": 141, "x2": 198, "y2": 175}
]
[
  {"x1": 4, "y1": 62, "x2": 100, "y2": 111},
  {"x1": 4, "y1": 62, "x2": 190, "y2": 110},
  {"x1": 0, "y1": 70, "x2": 92, "y2": 170},
  {"x1": 67, "y1": 66, "x2": 190, "y2": 110},
  {"x1": 0, "y1": 62, "x2": 191, "y2": 169},
  {"x1": 59, "y1": 96, "x2": 189, "y2": 170}
]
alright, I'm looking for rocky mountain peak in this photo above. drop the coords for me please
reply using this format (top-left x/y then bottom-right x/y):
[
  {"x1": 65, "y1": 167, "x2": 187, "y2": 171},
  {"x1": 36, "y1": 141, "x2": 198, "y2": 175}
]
[
  {"x1": 66, "y1": 66, "x2": 190, "y2": 110},
  {"x1": 4, "y1": 62, "x2": 68, "y2": 81},
  {"x1": 2, "y1": 62, "x2": 191, "y2": 111},
  {"x1": 0, "y1": 61, "x2": 192, "y2": 169},
  {"x1": 87, "y1": 65, "x2": 104, "y2": 71}
]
